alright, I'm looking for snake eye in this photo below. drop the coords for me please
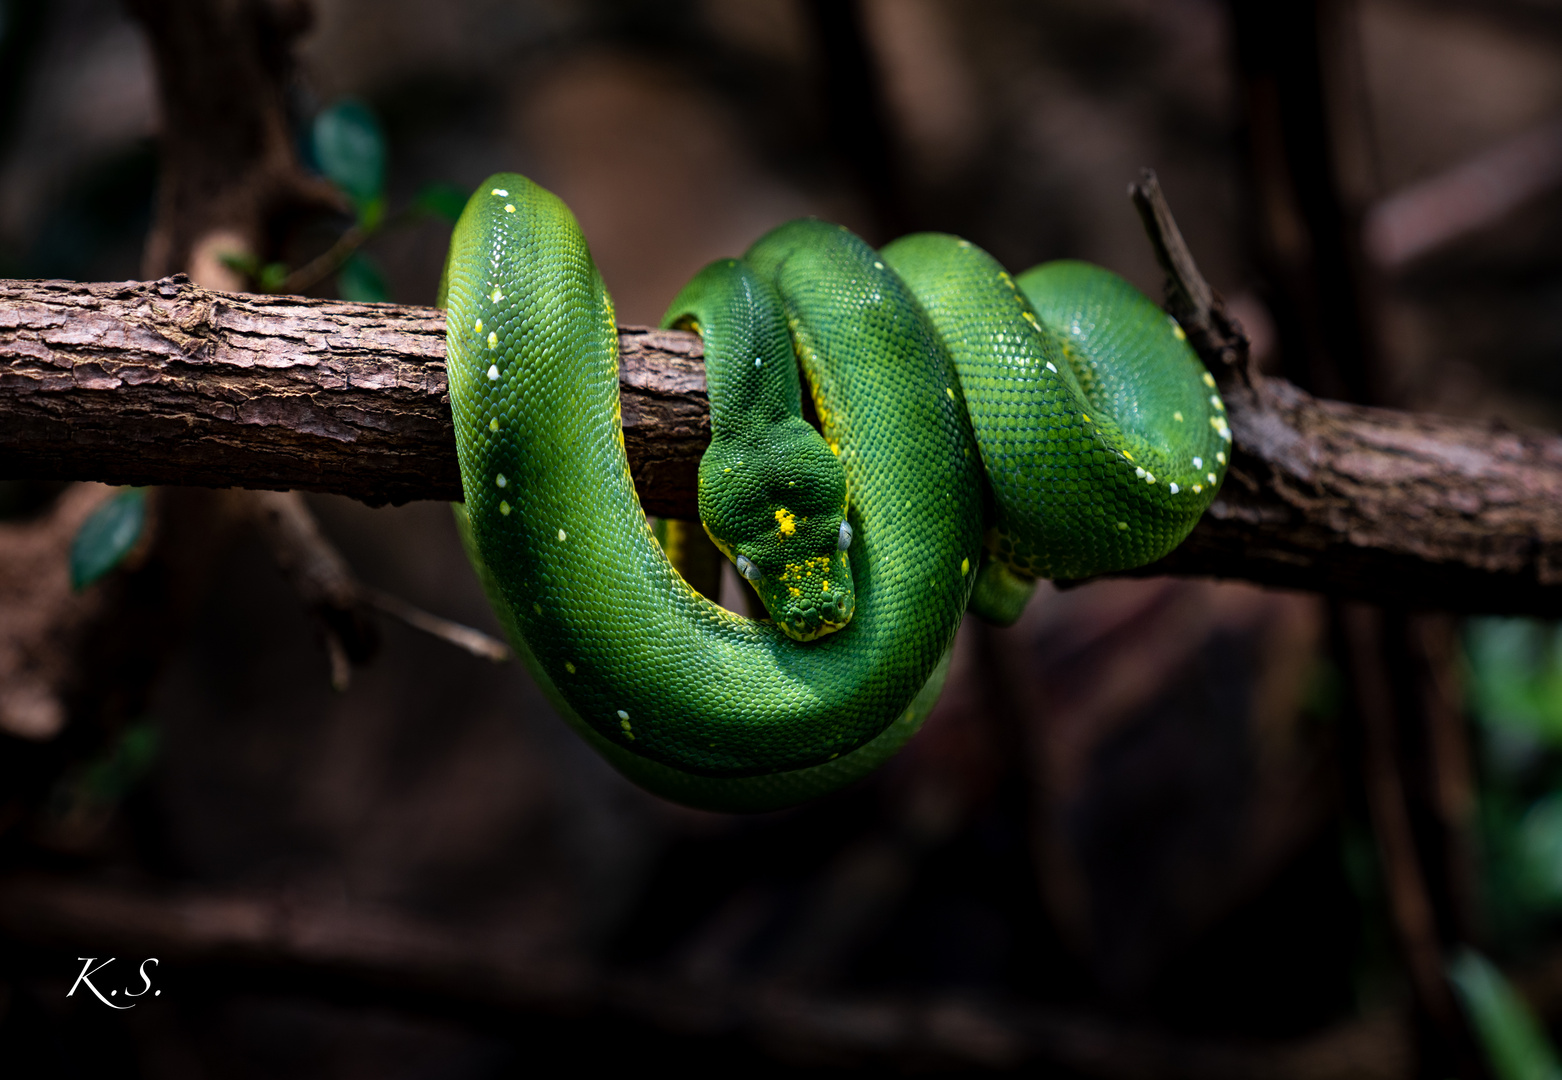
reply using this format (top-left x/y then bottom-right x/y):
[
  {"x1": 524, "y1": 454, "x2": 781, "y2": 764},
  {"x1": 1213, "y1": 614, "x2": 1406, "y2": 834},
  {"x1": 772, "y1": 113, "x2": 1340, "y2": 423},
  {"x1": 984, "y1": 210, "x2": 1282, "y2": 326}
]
[
  {"x1": 837, "y1": 521, "x2": 853, "y2": 551},
  {"x1": 736, "y1": 554, "x2": 762, "y2": 582}
]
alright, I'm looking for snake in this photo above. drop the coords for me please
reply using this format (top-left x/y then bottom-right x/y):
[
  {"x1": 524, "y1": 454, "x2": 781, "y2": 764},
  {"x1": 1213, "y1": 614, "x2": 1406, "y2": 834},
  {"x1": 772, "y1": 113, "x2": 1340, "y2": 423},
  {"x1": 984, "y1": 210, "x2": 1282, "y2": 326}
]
[{"x1": 441, "y1": 172, "x2": 1229, "y2": 812}]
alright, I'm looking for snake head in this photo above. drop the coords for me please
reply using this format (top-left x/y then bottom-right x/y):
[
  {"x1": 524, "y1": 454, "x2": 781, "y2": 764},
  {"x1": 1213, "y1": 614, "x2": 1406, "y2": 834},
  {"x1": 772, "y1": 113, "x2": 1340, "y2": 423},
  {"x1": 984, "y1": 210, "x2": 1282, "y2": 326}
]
[
  {"x1": 698, "y1": 420, "x2": 855, "y2": 641},
  {"x1": 760, "y1": 543, "x2": 854, "y2": 640}
]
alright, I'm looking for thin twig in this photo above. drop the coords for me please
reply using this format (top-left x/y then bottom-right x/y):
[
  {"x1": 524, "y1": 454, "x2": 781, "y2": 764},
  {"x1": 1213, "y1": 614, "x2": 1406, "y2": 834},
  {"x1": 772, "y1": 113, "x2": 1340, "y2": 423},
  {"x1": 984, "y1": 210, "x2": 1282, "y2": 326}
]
[
  {"x1": 277, "y1": 222, "x2": 369, "y2": 296},
  {"x1": 360, "y1": 585, "x2": 511, "y2": 663},
  {"x1": 1128, "y1": 168, "x2": 1253, "y2": 382}
]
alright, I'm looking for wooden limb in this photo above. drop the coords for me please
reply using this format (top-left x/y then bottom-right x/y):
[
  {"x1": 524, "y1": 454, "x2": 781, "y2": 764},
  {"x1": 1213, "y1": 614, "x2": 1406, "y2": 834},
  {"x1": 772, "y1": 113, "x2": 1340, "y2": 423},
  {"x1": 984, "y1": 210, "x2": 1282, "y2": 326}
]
[
  {"x1": 248, "y1": 490, "x2": 509, "y2": 688},
  {"x1": 1129, "y1": 169, "x2": 1252, "y2": 381},
  {"x1": 248, "y1": 490, "x2": 379, "y2": 690},
  {"x1": 0, "y1": 276, "x2": 708, "y2": 514},
  {"x1": 2, "y1": 275, "x2": 1558, "y2": 613},
  {"x1": 1121, "y1": 170, "x2": 1562, "y2": 614}
]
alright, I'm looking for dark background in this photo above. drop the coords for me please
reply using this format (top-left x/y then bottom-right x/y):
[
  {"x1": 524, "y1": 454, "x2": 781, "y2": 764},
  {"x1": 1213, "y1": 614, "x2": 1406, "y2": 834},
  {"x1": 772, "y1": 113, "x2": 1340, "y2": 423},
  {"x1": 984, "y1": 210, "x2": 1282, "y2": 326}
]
[{"x1": 1, "y1": 0, "x2": 1561, "y2": 1076}]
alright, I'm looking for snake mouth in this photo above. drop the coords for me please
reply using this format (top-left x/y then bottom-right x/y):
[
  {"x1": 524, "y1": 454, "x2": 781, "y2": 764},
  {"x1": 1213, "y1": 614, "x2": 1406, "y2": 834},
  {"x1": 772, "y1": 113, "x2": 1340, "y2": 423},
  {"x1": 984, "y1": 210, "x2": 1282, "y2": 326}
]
[
  {"x1": 780, "y1": 615, "x2": 851, "y2": 643},
  {"x1": 776, "y1": 590, "x2": 855, "y2": 641}
]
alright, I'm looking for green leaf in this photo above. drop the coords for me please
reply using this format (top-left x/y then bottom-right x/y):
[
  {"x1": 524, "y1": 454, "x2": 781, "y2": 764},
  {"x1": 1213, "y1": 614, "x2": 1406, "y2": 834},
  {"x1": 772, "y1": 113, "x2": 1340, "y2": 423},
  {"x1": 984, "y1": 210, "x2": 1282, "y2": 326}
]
[
  {"x1": 259, "y1": 262, "x2": 290, "y2": 292},
  {"x1": 1449, "y1": 949, "x2": 1562, "y2": 1080},
  {"x1": 81, "y1": 721, "x2": 161, "y2": 803},
  {"x1": 219, "y1": 250, "x2": 261, "y2": 278},
  {"x1": 1467, "y1": 618, "x2": 1562, "y2": 744},
  {"x1": 1519, "y1": 794, "x2": 1562, "y2": 910},
  {"x1": 313, "y1": 99, "x2": 386, "y2": 217},
  {"x1": 338, "y1": 251, "x2": 389, "y2": 303},
  {"x1": 70, "y1": 488, "x2": 146, "y2": 591},
  {"x1": 414, "y1": 182, "x2": 470, "y2": 223}
]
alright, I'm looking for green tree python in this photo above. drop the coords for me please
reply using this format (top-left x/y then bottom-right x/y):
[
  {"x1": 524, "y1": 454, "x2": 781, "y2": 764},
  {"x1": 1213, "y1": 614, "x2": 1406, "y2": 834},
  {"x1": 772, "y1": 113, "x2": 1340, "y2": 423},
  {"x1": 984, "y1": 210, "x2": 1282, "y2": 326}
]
[{"x1": 441, "y1": 173, "x2": 1228, "y2": 812}]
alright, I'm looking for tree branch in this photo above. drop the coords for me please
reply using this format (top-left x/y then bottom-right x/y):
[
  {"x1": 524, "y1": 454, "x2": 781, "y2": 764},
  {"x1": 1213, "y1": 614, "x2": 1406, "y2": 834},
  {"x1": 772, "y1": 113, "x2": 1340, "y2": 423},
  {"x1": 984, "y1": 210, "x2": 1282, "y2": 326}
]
[
  {"x1": 0, "y1": 872, "x2": 1410, "y2": 1078},
  {"x1": 2, "y1": 274, "x2": 1560, "y2": 613}
]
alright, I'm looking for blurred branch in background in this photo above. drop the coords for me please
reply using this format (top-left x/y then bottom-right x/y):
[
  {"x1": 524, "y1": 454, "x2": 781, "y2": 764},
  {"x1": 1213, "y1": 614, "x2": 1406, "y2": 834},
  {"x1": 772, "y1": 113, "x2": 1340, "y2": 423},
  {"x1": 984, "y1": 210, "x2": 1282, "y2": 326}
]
[
  {"x1": 1365, "y1": 117, "x2": 1562, "y2": 271},
  {"x1": 0, "y1": 872, "x2": 1412, "y2": 1078}
]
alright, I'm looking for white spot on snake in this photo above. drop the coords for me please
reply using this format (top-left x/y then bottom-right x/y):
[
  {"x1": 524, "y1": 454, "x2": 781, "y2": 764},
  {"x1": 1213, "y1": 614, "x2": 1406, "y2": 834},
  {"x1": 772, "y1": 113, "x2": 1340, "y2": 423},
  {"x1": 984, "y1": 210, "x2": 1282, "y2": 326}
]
[
  {"x1": 1210, "y1": 394, "x2": 1224, "y2": 410},
  {"x1": 1146, "y1": 473, "x2": 1156, "y2": 484},
  {"x1": 491, "y1": 287, "x2": 504, "y2": 302},
  {"x1": 564, "y1": 661, "x2": 575, "y2": 674},
  {"x1": 1193, "y1": 483, "x2": 1203, "y2": 493},
  {"x1": 1203, "y1": 372, "x2": 1216, "y2": 388},
  {"x1": 617, "y1": 709, "x2": 630, "y2": 721},
  {"x1": 754, "y1": 356, "x2": 762, "y2": 367},
  {"x1": 1170, "y1": 482, "x2": 1180, "y2": 494},
  {"x1": 1207, "y1": 472, "x2": 1217, "y2": 484},
  {"x1": 487, "y1": 364, "x2": 499, "y2": 380},
  {"x1": 946, "y1": 387, "x2": 955, "y2": 399},
  {"x1": 491, "y1": 188, "x2": 508, "y2": 196},
  {"x1": 1135, "y1": 467, "x2": 1146, "y2": 478},
  {"x1": 1217, "y1": 451, "x2": 1227, "y2": 465},
  {"x1": 473, "y1": 318, "x2": 483, "y2": 333},
  {"x1": 1171, "y1": 319, "x2": 1186, "y2": 341},
  {"x1": 1193, "y1": 456, "x2": 1203, "y2": 469},
  {"x1": 874, "y1": 261, "x2": 883, "y2": 270},
  {"x1": 488, "y1": 331, "x2": 498, "y2": 349},
  {"x1": 495, "y1": 474, "x2": 507, "y2": 488},
  {"x1": 504, "y1": 204, "x2": 515, "y2": 213},
  {"x1": 499, "y1": 501, "x2": 510, "y2": 515},
  {"x1": 557, "y1": 528, "x2": 567, "y2": 541},
  {"x1": 1174, "y1": 411, "x2": 1184, "y2": 422},
  {"x1": 1046, "y1": 361, "x2": 1058, "y2": 373}
]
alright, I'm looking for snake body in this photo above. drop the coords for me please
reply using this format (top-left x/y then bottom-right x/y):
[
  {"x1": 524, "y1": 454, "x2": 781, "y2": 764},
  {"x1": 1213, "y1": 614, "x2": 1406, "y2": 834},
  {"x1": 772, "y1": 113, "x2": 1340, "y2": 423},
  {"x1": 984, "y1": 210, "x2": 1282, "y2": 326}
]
[{"x1": 443, "y1": 173, "x2": 1227, "y2": 812}]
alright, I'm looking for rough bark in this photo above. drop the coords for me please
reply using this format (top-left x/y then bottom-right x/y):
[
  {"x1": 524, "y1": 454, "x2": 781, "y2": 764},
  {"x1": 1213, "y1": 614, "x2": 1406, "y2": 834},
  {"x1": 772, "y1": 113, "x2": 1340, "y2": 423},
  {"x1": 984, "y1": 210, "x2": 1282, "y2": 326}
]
[{"x1": 2, "y1": 275, "x2": 1561, "y2": 614}]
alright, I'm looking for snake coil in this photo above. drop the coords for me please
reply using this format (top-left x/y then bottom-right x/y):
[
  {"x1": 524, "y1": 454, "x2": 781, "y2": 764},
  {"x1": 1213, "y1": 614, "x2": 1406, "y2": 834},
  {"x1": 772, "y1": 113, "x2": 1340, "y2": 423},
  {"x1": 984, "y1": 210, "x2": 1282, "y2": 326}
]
[{"x1": 443, "y1": 173, "x2": 1227, "y2": 812}]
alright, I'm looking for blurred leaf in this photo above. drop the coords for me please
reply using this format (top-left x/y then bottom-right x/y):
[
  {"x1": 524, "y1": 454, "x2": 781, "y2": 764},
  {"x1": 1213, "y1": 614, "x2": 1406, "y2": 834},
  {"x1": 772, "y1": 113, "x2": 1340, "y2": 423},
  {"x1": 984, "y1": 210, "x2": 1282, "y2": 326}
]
[
  {"x1": 338, "y1": 251, "x2": 389, "y2": 303},
  {"x1": 1468, "y1": 619, "x2": 1562, "y2": 744},
  {"x1": 1519, "y1": 793, "x2": 1562, "y2": 910},
  {"x1": 1450, "y1": 949, "x2": 1562, "y2": 1080},
  {"x1": 259, "y1": 262, "x2": 290, "y2": 292},
  {"x1": 358, "y1": 194, "x2": 387, "y2": 232},
  {"x1": 219, "y1": 250, "x2": 261, "y2": 278},
  {"x1": 70, "y1": 488, "x2": 146, "y2": 591},
  {"x1": 312, "y1": 99, "x2": 386, "y2": 218},
  {"x1": 81, "y1": 721, "x2": 160, "y2": 803},
  {"x1": 414, "y1": 182, "x2": 470, "y2": 223}
]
